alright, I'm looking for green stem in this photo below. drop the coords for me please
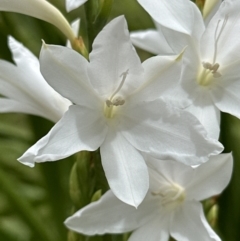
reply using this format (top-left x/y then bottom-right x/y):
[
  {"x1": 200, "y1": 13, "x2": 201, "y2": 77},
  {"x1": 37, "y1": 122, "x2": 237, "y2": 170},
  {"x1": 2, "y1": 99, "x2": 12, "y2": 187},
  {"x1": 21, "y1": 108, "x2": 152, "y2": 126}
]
[
  {"x1": 84, "y1": 0, "x2": 114, "y2": 51},
  {"x1": 0, "y1": 167, "x2": 53, "y2": 241}
]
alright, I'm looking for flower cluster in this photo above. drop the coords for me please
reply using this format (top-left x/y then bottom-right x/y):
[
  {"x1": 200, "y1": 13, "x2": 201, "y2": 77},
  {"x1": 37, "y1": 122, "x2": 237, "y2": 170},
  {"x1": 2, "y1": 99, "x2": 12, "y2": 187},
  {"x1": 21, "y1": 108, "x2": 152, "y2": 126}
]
[{"x1": 0, "y1": 0, "x2": 238, "y2": 240}]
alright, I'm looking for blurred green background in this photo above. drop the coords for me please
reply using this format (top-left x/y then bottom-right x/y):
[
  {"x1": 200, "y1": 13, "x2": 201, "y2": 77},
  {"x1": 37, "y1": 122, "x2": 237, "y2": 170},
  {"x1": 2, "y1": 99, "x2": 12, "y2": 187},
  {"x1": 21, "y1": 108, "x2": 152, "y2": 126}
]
[{"x1": 0, "y1": 0, "x2": 239, "y2": 241}]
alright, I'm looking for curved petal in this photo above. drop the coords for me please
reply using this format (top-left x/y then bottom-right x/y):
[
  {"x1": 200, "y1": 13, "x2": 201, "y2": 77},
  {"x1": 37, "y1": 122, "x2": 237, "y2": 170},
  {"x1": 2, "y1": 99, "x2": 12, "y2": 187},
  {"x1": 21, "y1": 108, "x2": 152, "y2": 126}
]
[
  {"x1": 185, "y1": 89, "x2": 220, "y2": 140},
  {"x1": 40, "y1": 43, "x2": 100, "y2": 109},
  {"x1": 132, "y1": 53, "x2": 183, "y2": 103},
  {"x1": 130, "y1": 29, "x2": 173, "y2": 55},
  {"x1": 66, "y1": 0, "x2": 87, "y2": 12},
  {"x1": 200, "y1": 0, "x2": 240, "y2": 65},
  {"x1": 138, "y1": 0, "x2": 205, "y2": 39},
  {"x1": 100, "y1": 128, "x2": 149, "y2": 207},
  {"x1": 0, "y1": 0, "x2": 76, "y2": 42},
  {"x1": 18, "y1": 105, "x2": 107, "y2": 167},
  {"x1": 170, "y1": 201, "x2": 221, "y2": 241},
  {"x1": 186, "y1": 153, "x2": 233, "y2": 201},
  {"x1": 120, "y1": 99, "x2": 223, "y2": 166},
  {"x1": 147, "y1": 157, "x2": 195, "y2": 192},
  {"x1": 65, "y1": 191, "x2": 157, "y2": 235},
  {"x1": 9, "y1": 36, "x2": 39, "y2": 69},
  {"x1": 88, "y1": 16, "x2": 143, "y2": 98},
  {"x1": 0, "y1": 98, "x2": 44, "y2": 117},
  {"x1": 211, "y1": 60, "x2": 240, "y2": 119},
  {"x1": 129, "y1": 215, "x2": 169, "y2": 241}
]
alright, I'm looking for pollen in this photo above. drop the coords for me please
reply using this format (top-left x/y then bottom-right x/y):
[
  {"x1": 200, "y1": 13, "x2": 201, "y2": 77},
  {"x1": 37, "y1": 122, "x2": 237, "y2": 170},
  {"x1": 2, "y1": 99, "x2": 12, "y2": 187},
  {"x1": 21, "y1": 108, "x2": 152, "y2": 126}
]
[{"x1": 104, "y1": 69, "x2": 129, "y2": 118}]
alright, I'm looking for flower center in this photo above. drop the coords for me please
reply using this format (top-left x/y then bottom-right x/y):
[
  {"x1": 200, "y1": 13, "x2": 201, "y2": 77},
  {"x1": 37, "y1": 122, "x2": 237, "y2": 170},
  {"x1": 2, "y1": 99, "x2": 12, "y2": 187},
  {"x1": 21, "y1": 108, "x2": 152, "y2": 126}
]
[
  {"x1": 197, "y1": 61, "x2": 221, "y2": 86},
  {"x1": 152, "y1": 182, "x2": 185, "y2": 211},
  {"x1": 104, "y1": 69, "x2": 128, "y2": 119},
  {"x1": 197, "y1": 15, "x2": 228, "y2": 86}
]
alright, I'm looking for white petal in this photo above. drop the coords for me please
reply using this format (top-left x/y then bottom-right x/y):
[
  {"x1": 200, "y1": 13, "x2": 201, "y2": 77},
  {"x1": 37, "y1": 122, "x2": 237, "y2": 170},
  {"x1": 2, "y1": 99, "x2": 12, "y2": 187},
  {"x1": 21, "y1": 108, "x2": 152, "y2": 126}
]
[
  {"x1": 171, "y1": 201, "x2": 221, "y2": 241},
  {"x1": 120, "y1": 99, "x2": 223, "y2": 165},
  {"x1": 138, "y1": 0, "x2": 205, "y2": 39},
  {"x1": 130, "y1": 29, "x2": 173, "y2": 55},
  {"x1": 211, "y1": 60, "x2": 240, "y2": 119},
  {"x1": 88, "y1": 16, "x2": 143, "y2": 98},
  {"x1": 185, "y1": 89, "x2": 220, "y2": 140},
  {"x1": 18, "y1": 105, "x2": 107, "y2": 167},
  {"x1": 0, "y1": 98, "x2": 44, "y2": 117},
  {"x1": 8, "y1": 36, "x2": 39, "y2": 69},
  {"x1": 100, "y1": 129, "x2": 149, "y2": 207},
  {"x1": 132, "y1": 54, "x2": 183, "y2": 103},
  {"x1": 129, "y1": 215, "x2": 169, "y2": 241},
  {"x1": 65, "y1": 191, "x2": 158, "y2": 235},
  {"x1": 186, "y1": 153, "x2": 233, "y2": 201},
  {"x1": 147, "y1": 157, "x2": 195, "y2": 192},
  {"x1": 40, "y1": 43, "x2": 100, "y2": 109},
  {"x1": 157, "y1": 23, "x2": 201, "y2": 59},
  {"x1": 201, "y1": 0, "x2": 240, "y2": 65},
  {"x1": 66, "y1": 0, "x2": 87, "y2": 12},
  {"x1": 0, "y1": 0, "x2": 76, "y2": 42}
]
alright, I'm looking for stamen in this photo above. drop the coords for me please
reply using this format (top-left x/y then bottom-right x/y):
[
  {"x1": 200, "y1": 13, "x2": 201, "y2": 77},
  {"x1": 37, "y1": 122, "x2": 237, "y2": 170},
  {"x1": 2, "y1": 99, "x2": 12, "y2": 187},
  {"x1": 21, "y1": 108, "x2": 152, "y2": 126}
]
[
  {"x1": 211, "y1": 63, "x2": 220, "y2": 73},
  {"x1": 213, "y1": 15, "x2": 228, "y2": 64},
  {"x1": 109, "y1": 69, "x2": 129, "y2": 101}
]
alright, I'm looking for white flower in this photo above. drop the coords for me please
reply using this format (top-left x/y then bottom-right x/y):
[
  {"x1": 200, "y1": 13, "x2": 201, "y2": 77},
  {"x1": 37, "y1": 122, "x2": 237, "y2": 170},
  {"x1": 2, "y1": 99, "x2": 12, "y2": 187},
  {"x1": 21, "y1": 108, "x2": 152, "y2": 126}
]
[
  {"x1": 18, "y1": 16, "x2": 223, "y2": 207},
  {"x1": 0, "y1": 36, "x2": 71, "y2": 123},
  {"x1": 65, "y1": 153, "x2": 233, "y2": 241},
  {"x1": 0, "y1": 0, "x2": 76, "y2": 43},
  {"x1": 135, "y1": 0, "x2": 240, "y2": 139},
  {"x1": 66, "y1": 0, "x2": 88, "y2": 12}
]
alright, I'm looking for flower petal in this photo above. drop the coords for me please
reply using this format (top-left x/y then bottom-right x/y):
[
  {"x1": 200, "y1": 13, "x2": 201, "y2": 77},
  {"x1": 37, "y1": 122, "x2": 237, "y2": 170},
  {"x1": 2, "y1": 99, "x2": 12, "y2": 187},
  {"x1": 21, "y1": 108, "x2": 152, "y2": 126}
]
[
  {"x1": 147, "y1": 157, "x2": 194, "y2": 192},
  {"x1": 211, "y1": 60, "x2": 240, "y2": 119},
  {"x1": 18, "y1": 105, "x2": 107, "y2": 167},
  {"x1": 130, "y1": 29, "x2": 173, "y2": 55},
  {"x1": 0, "y1": 98, "x2": 44, "y2": 116},
  {"x1": 129, "y1": 215, "x2": 169, "y2": 241},
  {"x1": 0, "y1": 0, "x2": 76, "y2": 42},
  {"x1": 138, "y1": 0, "x2": 205, "y2": 39},
  {"x1": 40, "y1": 43, "x2": 100, "y2": 109},
  {"x1": 100, "y1": 128, "x2": 149, "y2": 207},
  {"x1": 65, "y1": 191, "x2": 157, "y2": 235},
  {"x1": 185, "y1": 89, "x2": 220, "y2": 140},
  {"x1": 88, "y1": 16, "x2": 143, "y2": 98},
  {"x1": 120, "y1": 99, "x2": 223, "y2": 165},
  {"x1": 65, "y1": 0, "x2": 87, "y2": 12},
  {"x1": 170, "y1": 201, "x2": 221, "y2": 241},
  {"x1": 132, "y1": 53, "x2": 183, "y2": 103},
  {"x1": 186, "y1": 153, "x2": 233, "y2": 201}
]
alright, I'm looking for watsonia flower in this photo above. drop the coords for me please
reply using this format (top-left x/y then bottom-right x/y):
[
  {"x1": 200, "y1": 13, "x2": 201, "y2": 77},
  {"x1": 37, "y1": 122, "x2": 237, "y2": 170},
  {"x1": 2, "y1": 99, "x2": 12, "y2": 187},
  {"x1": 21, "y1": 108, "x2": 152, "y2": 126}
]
[
  {"x1": 65, "y1": 153, "x2": 233, "y2": 241},
  {"x1": 18, "y1": 16, "x2": 223, "y2": 207},
  {"x1": 136, "y1": 0, "x2": 240, "y2": 139}
]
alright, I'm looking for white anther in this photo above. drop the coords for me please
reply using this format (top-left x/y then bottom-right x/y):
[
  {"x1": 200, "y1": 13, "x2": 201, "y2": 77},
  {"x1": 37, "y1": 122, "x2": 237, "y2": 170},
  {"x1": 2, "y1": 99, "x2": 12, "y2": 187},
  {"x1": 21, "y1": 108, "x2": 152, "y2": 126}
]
[
  {"x1": 211, "y1": 63, "x2": 220, "y2": 73},
  {"x1": 213, "y1": 72, "x2": 222, "y2": 78},
  {"x1": 112, "y1": 96, "x2": 125, "y2": 106},
  {"x1": 203, "y1": 62, "x2": 213, "y2": 70}
]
